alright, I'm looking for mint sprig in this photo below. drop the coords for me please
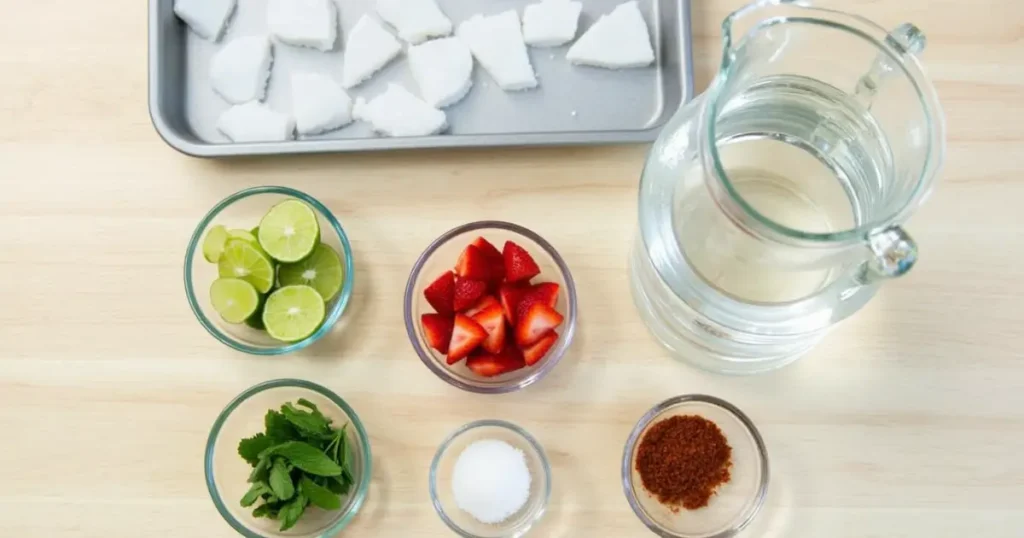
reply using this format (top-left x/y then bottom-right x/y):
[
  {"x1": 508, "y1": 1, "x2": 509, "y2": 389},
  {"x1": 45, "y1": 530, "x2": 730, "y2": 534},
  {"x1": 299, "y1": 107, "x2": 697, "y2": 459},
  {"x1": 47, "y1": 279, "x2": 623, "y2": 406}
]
[{"x1": 237, "y1": 399, "x2": 355, "y2": 531}]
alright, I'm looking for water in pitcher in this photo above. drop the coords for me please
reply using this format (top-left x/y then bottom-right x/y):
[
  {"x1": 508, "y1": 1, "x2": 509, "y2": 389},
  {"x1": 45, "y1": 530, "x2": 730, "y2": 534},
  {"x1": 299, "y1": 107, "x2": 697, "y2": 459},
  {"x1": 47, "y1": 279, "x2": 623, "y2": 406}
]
[{"x1": 667, "y1": 75, "x2": 891, "y2": 304}]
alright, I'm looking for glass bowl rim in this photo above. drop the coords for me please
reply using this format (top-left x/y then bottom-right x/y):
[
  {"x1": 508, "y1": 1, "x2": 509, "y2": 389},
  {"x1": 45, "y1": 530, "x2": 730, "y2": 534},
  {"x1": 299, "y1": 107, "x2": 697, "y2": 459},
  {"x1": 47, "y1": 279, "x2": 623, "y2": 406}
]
[
  {"x1": 184, "y1": 186, "x2": 355, "y2": 355},
  {"x1": 428, "y1": 419, "x2": 553, "y2": 538},
  {"x1": 403, "y1": 220, "x2": 578, "y2": 394},
  {"x1": 621, "y1": 394, "x2": 770, "y2": 538},
  {"x1": 204, "y1": 378, "x2": 373, "y2": 538}
]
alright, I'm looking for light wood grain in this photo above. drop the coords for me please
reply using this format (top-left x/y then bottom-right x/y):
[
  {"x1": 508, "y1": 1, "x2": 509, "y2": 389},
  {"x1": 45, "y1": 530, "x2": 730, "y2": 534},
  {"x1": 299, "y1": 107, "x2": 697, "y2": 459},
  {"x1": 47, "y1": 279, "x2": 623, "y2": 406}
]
[{"x1": 1, "y1": 0, "x2": 1023, "y2": 536}]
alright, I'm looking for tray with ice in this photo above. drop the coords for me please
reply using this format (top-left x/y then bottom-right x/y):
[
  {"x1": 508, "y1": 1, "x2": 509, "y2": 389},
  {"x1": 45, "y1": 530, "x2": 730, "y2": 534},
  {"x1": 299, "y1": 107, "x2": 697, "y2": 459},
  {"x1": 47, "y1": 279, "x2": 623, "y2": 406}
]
[{"x1": 149, "y1": 0, "x2": 693, "y2": 156}]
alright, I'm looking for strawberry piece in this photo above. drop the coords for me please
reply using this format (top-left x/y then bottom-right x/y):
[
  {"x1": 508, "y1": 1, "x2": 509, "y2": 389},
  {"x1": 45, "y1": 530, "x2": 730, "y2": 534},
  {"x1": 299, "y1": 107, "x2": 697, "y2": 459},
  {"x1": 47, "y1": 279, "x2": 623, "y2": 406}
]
[
  {"x1": 516, "y1": 303, "x2": 564, "y2": 346},
  {"x1": 466, "y1": 345, "x2": 526, "y2": 377},
  {"x1": 453, "y1": 278, "x2": 488, "y2": 312},
  {"x1": 499, "y1": 283, "x2": 527, "y2": 324},
  {"x1": 447, "y1": 314, "x2": 487, "y2": 364},
  {"x1": 471, "y1": 237, "x2": 505, "y2": 283},
  {"x1": 515, "y1": 282, "x2": 560, "y2": 322},
  {"x1": 465, "y1": 295, "x2": 500, "y2": 318},
  {"x1": 503, "y1": 241, "x2": 541, "y2": 283},
  {"x1": 420, "y1": 314, "x2": 454, "y2": 354},
  {"x1": 522, "y1": 331, "x2": 558, "y2": 366},
  {"x1": 423, "y1": 271, "x2": 455, "y2": 315},
  {"x1": 455, "y1": 245, "x2": 491, "y2": 281},
  {"x1": 471, "y1": 303, "x2": 507, "y2": 354}
]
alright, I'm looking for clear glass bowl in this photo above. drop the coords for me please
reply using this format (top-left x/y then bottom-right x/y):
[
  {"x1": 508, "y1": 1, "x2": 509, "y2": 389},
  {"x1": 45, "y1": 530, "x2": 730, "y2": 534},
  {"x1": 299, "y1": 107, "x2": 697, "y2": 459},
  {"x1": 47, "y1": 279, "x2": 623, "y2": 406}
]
[
  {"x1": 403, "y1": 221, "x2": 578, "y2": 393},
  {"x1": 205, "y1": 379, "x2": 372, "y2": 538},
  {"x1": 622, "y1": 395, "x2": 769, "y2": 538},
  {"x1": 185, "y1": 186, "x2": 355, "y2": 355},
  {"x1": 429, "y1": 420, "x2": 552, "y2": 538}
]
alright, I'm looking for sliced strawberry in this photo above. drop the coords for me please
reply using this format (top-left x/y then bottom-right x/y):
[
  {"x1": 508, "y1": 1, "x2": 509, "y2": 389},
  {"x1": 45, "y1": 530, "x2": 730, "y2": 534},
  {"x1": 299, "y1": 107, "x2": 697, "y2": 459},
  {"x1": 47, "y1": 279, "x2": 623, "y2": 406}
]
[
  {"x1": 447, "y1": 314, "x2": 487, "y2": 365},
  {"x1": 423, "y1": 271, "x2": 455, "y2": 315},
  {"x1": 471, "y1": 237, "x2": 505, "y2": 283},
  {"x1": 499, "y1": 283, "x2": 527, "y2": 324},
  {"x1": 453, "y1": 278, "x2": 488, "y2": 312},
  {"x1": 522, "y1": 331, "x2": 558, "y2": 366},
  {"x1": 471, "y1": 303, "x2": 507, "y2": 354},
  {"x1": 516, "y1": 282, "x2": 560, "y2": 322},
  {"x1": 464, "y1": 295, "x2": 500, "y2": 318},
  {"x1": 420, "y1": 314, "x2": 454, "y2": 354},
  {"x1": 466, "y1": 345, "x2": 526, "y2": 377},
  {"x1": 516, "y1": 303, "x2": 564, "y2": 346},
  {"x1": 455, "y1": 245, "x2": 491, "y2": 281},
  {"x1": 503, "y1": 241, "x2": 541, "y2": 283}
]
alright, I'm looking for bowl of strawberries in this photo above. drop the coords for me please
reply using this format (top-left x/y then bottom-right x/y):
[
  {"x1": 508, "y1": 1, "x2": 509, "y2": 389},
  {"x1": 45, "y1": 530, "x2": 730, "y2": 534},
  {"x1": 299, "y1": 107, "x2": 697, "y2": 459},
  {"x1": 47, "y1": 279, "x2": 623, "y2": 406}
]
[{"x1": 404, "y1": 221, "x2": 578, "y2": 393}]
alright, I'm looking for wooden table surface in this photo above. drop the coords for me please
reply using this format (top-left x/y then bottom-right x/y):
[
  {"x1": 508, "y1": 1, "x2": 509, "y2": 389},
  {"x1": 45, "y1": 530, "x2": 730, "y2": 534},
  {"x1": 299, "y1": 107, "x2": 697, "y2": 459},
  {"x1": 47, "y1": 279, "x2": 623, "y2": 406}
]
[{"x1": 2, "y1": 0, "x2": 1023, "y2": 536}]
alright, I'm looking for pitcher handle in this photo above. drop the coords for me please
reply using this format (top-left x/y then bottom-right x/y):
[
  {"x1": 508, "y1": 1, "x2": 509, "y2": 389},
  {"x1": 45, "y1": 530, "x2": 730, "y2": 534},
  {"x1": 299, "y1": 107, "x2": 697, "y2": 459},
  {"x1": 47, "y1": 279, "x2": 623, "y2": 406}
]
[
  {"x1": 858, "y1": 227, "x2": 918, "y2": 284},
  {"x1": 853, "y1": 23, "x2": 927, "y2": 107}
]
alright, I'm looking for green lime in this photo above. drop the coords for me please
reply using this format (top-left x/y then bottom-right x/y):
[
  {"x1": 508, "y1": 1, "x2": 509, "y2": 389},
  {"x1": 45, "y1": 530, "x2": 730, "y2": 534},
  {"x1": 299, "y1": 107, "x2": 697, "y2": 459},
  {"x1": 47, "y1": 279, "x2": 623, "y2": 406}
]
[
  {"x1": 218, "y1": 239, "x2": 276, "y2": 294},
  {"x1": 262, "y1": 285, "x2": 327, "y2": 342},
  {"x1": 257, "y1": 200, "x2": 321, "y2": 263},
  {"x1": 228, "y1": 228, "x2": 259, "y2": 246},
  {"x1": 250, "y1": 226, "x2": 260, "y2": 236},
  {"x1": 244, "y1": 294, "x2": 267, "y2": 330},
  {"x1": 278, "y1": 243, "x2": 345, "y2": 302},
  {"x1": 209, "y1": 278, "x2": 260, "y2": 324},
  {"x1": 202, "y1": 225, "x2": 230, "y2": 263}
]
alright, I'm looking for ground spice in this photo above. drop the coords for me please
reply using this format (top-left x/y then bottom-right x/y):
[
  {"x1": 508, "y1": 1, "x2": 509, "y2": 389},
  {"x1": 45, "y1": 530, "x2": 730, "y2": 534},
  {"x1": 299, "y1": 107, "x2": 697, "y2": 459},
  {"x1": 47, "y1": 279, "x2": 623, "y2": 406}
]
[{"x1": 635, "y1": 415, "x2": 733, "y2": 511}]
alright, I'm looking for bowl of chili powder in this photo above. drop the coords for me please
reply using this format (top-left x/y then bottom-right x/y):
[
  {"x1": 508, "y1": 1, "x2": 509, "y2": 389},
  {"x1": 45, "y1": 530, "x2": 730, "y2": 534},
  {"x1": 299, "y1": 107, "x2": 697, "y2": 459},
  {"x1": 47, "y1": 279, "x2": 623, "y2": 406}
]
[{"x1": 621, "y1": 395, "x2": 768, "y2": 537}]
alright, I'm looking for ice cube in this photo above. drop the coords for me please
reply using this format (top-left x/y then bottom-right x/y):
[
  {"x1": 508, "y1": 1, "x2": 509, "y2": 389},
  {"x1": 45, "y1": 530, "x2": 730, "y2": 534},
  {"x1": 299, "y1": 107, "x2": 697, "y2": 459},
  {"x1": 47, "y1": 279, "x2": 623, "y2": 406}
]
[
  {"x1": 456, "y1": 11, "x2": 537, "y2": 91},
  {"x1": 341, "y1": 16, "x2": 403, "y2": 89},
  {"x1": 291, "y1": 73, "x2": 354, "y2": 136},
  {"x1": 567, "y1": 1, "x2": 655, "y2": 69},
  {"x1": 267, "y1": 0, "x2": 338, "y2": 51},
  {"x1": 375, "y1": 0, "x2": 452, "y2": 44},
  {"x1": 174, "y1": 0, "x2": 236, "y2": 42},
  {"x1": 217, "y1": 102, "x2": 295, "y2": 143},
  {"x1": 353, "y1": 84, "x2": 447, "y2": 137},
  {"x1": 523, "y1": 0, "x2": 582, "y2": 47},
  {"x1": 209, "y1": 36, "x2": 273, "y2": 104},
  {"x1": 408, "y1": 37, "x2": 474, "y2": 108}
]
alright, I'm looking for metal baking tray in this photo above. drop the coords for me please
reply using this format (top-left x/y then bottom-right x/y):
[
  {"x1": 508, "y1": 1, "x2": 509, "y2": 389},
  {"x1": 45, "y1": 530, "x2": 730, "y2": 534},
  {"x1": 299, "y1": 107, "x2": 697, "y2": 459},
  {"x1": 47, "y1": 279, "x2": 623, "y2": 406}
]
[{"x1": 148, "y1": 0, "x2": 693, "y2": 157}]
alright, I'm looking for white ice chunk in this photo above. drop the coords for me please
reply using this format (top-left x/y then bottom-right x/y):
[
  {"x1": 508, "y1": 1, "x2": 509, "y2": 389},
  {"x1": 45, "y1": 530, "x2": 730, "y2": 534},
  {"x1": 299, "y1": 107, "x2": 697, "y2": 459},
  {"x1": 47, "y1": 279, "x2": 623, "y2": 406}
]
[
  {"x1": 174, "y1": 0, "x2": 236, "y2": 41},
  {"x1": 456, "y1": 11, "x2": 537, "y2": 91},
  {"x1": 217, "y1": 102, "x2": 295, "y2": 142},
  {"x1": 375, "y1": 0, "x2": 452, "y2": 44},
  {"x1": 408, "y1": 37, "x2": 474, "y2": 108},
  {"x1": 341, "y1": 16, "x2": 403, "y2": 89},
  {"x1": 267, "y1": 0, "x2": 338, "y2": 51},
  {"x1": 291, "y1": 73, "x2": 353, "y2": 136},
  {"x1": 209, "y1": 36, "x2": 273, "y2": 104},
  {"x1": 567, "y1": 1, "x2": 655, "y2": 69},
  {"x1": 523, "y1": 0, "x2": 582, "y2": 47},
  {"x1": 353, "y1": 84, "x2": 447, "y2": 137}
]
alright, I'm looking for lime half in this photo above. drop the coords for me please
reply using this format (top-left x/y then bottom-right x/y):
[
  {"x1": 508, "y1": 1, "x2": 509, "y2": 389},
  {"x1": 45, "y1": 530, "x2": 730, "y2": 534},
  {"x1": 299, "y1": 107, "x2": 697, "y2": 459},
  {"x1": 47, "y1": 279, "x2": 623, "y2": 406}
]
[
  {"x1": 209, "y1": 278, "x2": 260, "y2": 324},
  {"x1": 262, "y1": 285, "x2": 327, "y2": 342},
  {"x1": 278, "y1": 243, "x2": 345, "y2": 302},
  {"x1": 218, "y1": 239, "x2": 276, "y2": 293},
  {"x1": 202, "y1": 225, "x2": 230, "y2": 263},
  {"x1": 257, "y1": 200, "x2": 321, "y2": 263}
]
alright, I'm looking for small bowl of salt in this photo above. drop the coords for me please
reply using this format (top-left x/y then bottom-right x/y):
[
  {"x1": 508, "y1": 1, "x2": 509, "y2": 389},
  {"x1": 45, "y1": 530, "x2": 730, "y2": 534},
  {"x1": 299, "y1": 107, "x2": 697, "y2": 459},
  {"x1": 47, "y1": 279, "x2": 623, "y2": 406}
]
[{"x1": 429, "y1": 420, "x2": 552, "y2": 537}]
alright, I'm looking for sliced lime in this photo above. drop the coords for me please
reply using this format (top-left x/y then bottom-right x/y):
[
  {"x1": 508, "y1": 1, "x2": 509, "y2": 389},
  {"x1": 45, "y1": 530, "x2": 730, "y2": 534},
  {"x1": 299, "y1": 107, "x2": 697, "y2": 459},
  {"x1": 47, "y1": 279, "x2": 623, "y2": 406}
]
[
  {"x1": 209, "y1": 278, "x2": 260, "y2": 324},
  {"x1": 262, "y1": 285, "x2": 327, "y2": 342},
  {"x1": 228, "y1": 229, "x2": 259, "y2": 246},
  {"x1": 257, "y1": 200, "x2": 321, "y2": 263},
  {"x1": 218, "y1": 239, "x2": 276, "y2": 293},
  {"x1": 278, "y1": 243, "x2": 345, "y2": 302},
  {"x1": 244, "y1": 295, "x2": 267, "y2": 330},
  {"x1": 203, "y1": 225, "x2": 230, "y2": 263},
  {"x1": 250, "y1": 226, "x2": 260, "y2": 236}
]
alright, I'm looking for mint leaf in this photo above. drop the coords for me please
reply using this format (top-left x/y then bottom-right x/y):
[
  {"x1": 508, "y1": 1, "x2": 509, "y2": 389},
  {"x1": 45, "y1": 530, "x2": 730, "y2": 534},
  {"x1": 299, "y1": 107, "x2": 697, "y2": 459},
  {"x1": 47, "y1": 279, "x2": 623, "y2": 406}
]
[
  {"x1": 252, "y1": 504, "x2": 273, "y2": 519},
  {"x1": 248, "y1": 456, "x2": 271, "y2": 483},
  {"x1": 281, "y1": 403, "x2": 332, "y2": 439},
  {"x1": 240, "y1": 482, "x2": 269, "y2": 507},
  {"x1": 296, "y1": 398, "x2": 319, "y2": 412},
  {"x1": 265, "y1": 410, "x2": 299, "y2": 442},
  {"x1": 278, "y1": 495, "x2": 308, "y2": 531},
  {"x1": 269, "y1": 459, "x2": 295, "y2": 501},
  {"x1": 238, "y1": 433, "x2": 275, "y2": 465},
  {"x1": 261, "y1": 441, "x2": 342, "y2": 476},
  {"x1": 326, "y1": 475, "x2": 351, "y2": 495},
  {"x1": 300, "y1": 476, "x2": 341, "y2": 510}
]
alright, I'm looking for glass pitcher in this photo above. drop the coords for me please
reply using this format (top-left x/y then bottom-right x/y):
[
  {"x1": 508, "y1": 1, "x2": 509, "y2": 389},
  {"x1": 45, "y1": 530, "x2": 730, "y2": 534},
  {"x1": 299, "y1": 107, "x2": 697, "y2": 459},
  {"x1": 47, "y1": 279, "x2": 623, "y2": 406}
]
[{"x1": 630, "y1": 0, "x2": 945, "y2": 374}]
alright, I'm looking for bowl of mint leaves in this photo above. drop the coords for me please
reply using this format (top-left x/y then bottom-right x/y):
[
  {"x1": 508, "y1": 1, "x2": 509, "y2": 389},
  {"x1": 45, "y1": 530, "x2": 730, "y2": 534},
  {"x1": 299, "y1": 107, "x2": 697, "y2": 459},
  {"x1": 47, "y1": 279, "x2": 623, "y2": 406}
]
[{"x1": 205, "y1": 379, "x2": 371, "y2": 537}]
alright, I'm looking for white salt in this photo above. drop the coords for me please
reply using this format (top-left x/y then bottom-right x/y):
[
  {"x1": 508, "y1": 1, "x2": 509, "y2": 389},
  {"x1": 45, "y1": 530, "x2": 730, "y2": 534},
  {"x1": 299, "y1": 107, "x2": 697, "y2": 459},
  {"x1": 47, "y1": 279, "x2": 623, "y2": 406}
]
[{"x1": 451, "y1": 439, "x2": 531, "y2": 524}]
